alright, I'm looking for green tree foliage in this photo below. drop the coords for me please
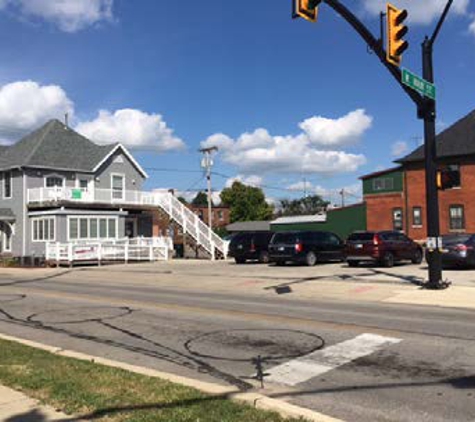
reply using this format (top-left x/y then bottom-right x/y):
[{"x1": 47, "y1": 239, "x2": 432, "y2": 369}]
[
  {"x1": 220, "y1": 181, "x2": 274, "y2": 223},
  {"x1": 191, "y1": 191, "x2": 211, "y2": 207},
  {"x1": 277, "y1": 195, "x2": 329, "y2": 216}
]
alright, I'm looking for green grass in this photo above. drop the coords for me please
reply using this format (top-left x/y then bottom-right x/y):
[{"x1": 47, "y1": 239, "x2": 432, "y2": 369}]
[{"x1": 0, "y1": 338, "x2": 306, "y2": 421}]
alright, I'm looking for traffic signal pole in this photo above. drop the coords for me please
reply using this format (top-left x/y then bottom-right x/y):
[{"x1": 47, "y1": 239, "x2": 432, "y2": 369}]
[{"x1": 294, "y1": 0, "x2": 454, "y2": 289}]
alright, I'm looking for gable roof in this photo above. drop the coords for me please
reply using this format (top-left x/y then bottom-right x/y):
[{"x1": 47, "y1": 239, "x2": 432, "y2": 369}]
[
  {"x1": 396, "y1": 109, "x2": 475, "y2": 164},
  {"x1": 359, "y1": 166, "x2": 402, "y2": 180},
  {"x1": 0, "y1": 119, "x2": 147, "y2": 177}
]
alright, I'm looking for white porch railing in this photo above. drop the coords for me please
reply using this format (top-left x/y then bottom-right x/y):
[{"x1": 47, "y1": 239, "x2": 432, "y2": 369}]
[
  {"x1": 46, "y1": 237, "x2": 171, "y2": 264},
  {"x1": 28, "y1": 187, "x2": 229, "y2": 259}
]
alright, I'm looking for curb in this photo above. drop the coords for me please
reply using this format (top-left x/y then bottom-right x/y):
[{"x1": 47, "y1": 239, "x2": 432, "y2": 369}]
[{"x1": 0, "y1": 333, "x2": 343, "y2": 422}]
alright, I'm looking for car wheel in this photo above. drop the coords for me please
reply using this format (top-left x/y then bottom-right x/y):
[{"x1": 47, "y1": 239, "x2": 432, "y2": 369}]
[
  {"x1": 259, "y1": 251, "x2": 270, "y2": 264},
  {"x1": 348, "y1": 260, "x2": 359, "y2": 267},
  {"x1": 411, "y1": 249, "x2": 423, "y2": 264},
  {"x1": 305, "y1": 251, "x2": 317, "y2": 266},
  {"x1": 235, "y1": 257, "x2": 246, "y2": 264},
  {"x1": 382, "y1": 252, "x2": 394, "y2": 268}
]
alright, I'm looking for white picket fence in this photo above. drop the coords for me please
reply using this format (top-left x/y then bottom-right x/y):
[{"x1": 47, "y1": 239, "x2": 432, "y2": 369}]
[{"x1": 46, "y1": 237, "x2": 172, "y2": 265}]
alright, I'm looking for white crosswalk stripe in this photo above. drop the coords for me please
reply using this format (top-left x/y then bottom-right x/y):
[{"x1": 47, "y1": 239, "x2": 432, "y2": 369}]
[{"x1": 266, "y1": 333, "x2": 401, "y2": 386}]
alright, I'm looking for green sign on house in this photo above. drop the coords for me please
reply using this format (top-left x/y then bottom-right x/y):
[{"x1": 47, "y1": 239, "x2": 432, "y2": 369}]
[
  {"x1": 71, "y1": 189, "x2": 82, "y2": 200},
  {"x1": 402, "y1": 68, "x2": 436, "y2": 100}
]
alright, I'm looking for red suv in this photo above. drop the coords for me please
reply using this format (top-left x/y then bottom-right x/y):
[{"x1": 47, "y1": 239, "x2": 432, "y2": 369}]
[{"x1": 345, "y1": 231, "x2": 423, "y2": 267}]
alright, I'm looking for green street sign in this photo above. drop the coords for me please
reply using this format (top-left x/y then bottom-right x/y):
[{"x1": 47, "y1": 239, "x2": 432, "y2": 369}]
[{"x1": 402, "y1": 68, "x2": 436, "y2": 100}]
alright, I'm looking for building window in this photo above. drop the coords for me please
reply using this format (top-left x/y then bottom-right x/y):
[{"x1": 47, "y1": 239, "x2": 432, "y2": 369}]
[
  {"x1": 392, "y1": 208, "x2": 403, "y2": 231},
  {"x1": 68, "y1": 217, "x2": 118, "y2": 240},
  {"x1": 3, "y1": 171, "x2": 11, "y2": 199},
  {"x1": 217, "y1": 210, "x2": 224, "y2": 221},
  {"x1": 373, "y1": 177, "x2": 394, "y2": 191},
  {"x1": 45, "y1": 175, "x2": 64, "y2": 188},
  {"x1": 111, "y1": 174, "x2": 124, "y2": 200},
  {"x1": 449, "y1": 205, "x2": 465, "y2": 231},
  {"x1": 32, "y1": 217, "x2": 55, "y2": 242},
  {"x1": 438, "y1": 164, "x2": 461, "y2": 189},
  {"x1": 412, "y1": 207, "x2": 422, "y2": 227},
  {"x1": 79, "y1": 179, "x2": 89, "y2": 190}
]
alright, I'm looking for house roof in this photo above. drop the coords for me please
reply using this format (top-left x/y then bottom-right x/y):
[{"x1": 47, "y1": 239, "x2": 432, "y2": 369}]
[
  {"x1": 0, "y1": 119, "x2": 147, "y2": 177},
  {"x1": 359, "y1": 166, "x2": 402, "y2": 180},
  {"x1": 396, "y1": 109, "x2": 475, "y2": 163},
  {"x1": 226, "y1": 221, "x2": 271, "y2": 232}
]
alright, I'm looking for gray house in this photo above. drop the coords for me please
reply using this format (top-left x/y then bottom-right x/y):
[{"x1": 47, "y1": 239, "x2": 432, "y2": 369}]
[{"x1": 0, "y1": 119, "x2": 154, "y2": 258}]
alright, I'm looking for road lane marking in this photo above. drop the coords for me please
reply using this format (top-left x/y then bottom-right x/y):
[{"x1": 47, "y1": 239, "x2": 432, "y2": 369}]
[{"x1": 266, "y1": 333, "x2": 401, "y2": 386}]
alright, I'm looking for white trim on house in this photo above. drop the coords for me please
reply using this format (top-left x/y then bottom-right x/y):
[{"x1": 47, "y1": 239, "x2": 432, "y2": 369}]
[
  {"x1": 28, "y1": 209, "x2": 127, "y2": 217},
  {"x1": 31, "y1": 217, "x2": 56, "y2": 242},
  {"x1": 111, "y1": 173, "x2": 125, "y2": 201},
  {"x1": 3, "y1": 170, "x2": 12, "y2": 199},
  {"x1": 67, "y1": 215, "x2": 119, "y2": 241},
  {"x1": 92, "y1": 144, "x2": 148, "y2": 178}
]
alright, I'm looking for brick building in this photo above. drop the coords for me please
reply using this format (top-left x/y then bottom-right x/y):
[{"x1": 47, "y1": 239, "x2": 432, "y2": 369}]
[
  {"x1": 189, "y1": 205, "x2": 230, "y2": 229},
  {"x1": 362, "y1": 109, "x2": 475, "y2": 240}
]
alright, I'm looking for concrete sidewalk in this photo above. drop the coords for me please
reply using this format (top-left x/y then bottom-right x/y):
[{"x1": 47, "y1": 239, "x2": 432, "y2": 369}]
[{"x1": 0, "y1": 385, "x2": 72, "y2": 421}]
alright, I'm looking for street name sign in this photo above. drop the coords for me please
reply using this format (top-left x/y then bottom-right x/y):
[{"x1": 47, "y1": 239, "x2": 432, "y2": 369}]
[{"x1": 402, "y1": 68, "x2": 436, "y2": 100}]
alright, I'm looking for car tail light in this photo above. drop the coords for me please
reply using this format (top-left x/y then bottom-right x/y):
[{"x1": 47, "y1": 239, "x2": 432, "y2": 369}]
[
  {"x1": 454, "y1": 244, "x2": 472, "y2": 251},
  {"x1": 295, "y1": 243, "x2": 303, "y2": 253},
  {"x1": 373, "y1": 234, "x2": 381, "y2": 246},
  {"x1": 250, "y1": 240, "x2": 256, "y2": 252}
]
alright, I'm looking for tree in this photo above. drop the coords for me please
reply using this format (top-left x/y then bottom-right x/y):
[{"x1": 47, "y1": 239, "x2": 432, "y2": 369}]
[
  {"x1": 177, "y1": 196, "x2": 188, "y2": 205},
  {"x1": 277, "y1": 194, "x2": 329, "y2": 217},
  {"x1": 220, "y1": 181, "x2": 273, "y2": 223},
  {"x1": 191, "y1": 191, "x2": 211, "y2": 207}
]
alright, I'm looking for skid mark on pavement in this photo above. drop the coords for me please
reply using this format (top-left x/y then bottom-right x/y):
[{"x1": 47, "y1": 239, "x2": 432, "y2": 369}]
[{"x1": 266, "y1": 333, "x2": 401, "y2": 386}]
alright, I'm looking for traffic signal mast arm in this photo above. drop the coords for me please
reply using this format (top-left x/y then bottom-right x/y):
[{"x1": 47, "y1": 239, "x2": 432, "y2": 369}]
[{"x1": 314, "y1": 0, "x2": 424, "y2": 110}]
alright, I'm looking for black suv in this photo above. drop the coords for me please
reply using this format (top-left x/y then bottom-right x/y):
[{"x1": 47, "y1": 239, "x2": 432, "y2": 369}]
[
  {"x1": 268, "y1": 231, "x2": 345, "y2": 266},
  {"x1": 228, "y1": 231, "x2": 274, "y2": 264}
]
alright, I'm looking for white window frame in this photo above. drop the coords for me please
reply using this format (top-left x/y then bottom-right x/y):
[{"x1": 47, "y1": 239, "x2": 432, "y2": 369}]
[
  {"x1": 44, "y1": 173, "x2": 66, "y2": 188},
  {"x1": 3, "y1": 171, "x2": 12, "y2": 199},
  {"x1": 111, "y1": 173, "x2": 125, "y2": 201},
  {"x1": 31, "y1": 217, "x2": 56, "y2": 242},
  {"x1": 1, "y1": 222, "x2": 13, "y2": 252},
  {"x1": 67, "y1": 216, "x2": 119, "y2": 241}
]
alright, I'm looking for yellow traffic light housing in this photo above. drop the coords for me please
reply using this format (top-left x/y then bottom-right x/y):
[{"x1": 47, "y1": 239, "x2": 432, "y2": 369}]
[
  {"x1": 386, "y1": 3, "x2": 409, "y2": 67},
  {"x1": 292, "y1": 0, "x2": 321, "y2": 23}
]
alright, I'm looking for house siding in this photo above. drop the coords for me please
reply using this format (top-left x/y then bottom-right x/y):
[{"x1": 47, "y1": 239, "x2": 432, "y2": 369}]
[{"x1": 95, "y1": 150, "x2": 144, "y2": 191}]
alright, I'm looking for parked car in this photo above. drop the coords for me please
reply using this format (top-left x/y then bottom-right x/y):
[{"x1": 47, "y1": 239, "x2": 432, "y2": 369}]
[
  {"x1": 345, "y1": 230, "x2": 423, "y2": 268},
  {"x1": 268, "y1": 231, "x2": 345, "y2": 266},
  {"x1": 427, "y1": 234, "x2": 475, "y2": 269},
  {"x1": 228, "y1": 231, "x2": 274, "y2": 264}
]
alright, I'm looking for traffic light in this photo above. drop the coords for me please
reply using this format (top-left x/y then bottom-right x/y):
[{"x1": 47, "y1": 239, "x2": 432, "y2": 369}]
[
  {"x1": 437, "y1": 168, "x2": 460, "y2": 190},
  {"x1": 292, "y1": 0, "x2": 321, "y2": 23},
  {"x1": 386, "y1": 3, "x2": 409, "y2": 67}
]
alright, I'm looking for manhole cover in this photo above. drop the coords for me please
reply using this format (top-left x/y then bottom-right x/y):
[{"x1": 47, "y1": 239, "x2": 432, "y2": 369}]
[{"x1": 185, "y1": 329, "x2": 324, "y2": 362}]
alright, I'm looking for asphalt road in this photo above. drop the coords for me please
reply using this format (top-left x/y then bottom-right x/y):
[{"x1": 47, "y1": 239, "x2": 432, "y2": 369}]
[{"x1": 0, "y1": 264, "x2": 474, "y2": 422}]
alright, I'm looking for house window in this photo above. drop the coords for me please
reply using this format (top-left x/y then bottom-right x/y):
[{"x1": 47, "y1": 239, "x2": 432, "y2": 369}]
[
  {"x1": 45, "y1": 175, "x2": 64, "y2": 188},
  {"x1": 392, "y1": 208, "x2": 403, "y2": 231},
  {"x1": 449, "y1": 205, "x2": 465, "y2": 231},
  {"x1": 373, "y1": 177, "x2": 394, "y2": 191},
  {"x1": 112, "y1": 175, "x2": 124, "y2": 200},
  {"x1": 412, "y1": 207, "x2": 422, "y2": 227},
  {"x1": 79, "y1": 179, "x2": 89, "y2": 190},
  {"x1": 3, "y1": 171, "x2": 11, "y2": 199},
  {"x1": 217, "y1": 210, "x2": 224, "y2": 221},
  {"x1": 32, "y1": 217, "x2": 55, "y2": 242},
  {"x1": 68, "y1": 217, "x2": 118, "y2": 240}
]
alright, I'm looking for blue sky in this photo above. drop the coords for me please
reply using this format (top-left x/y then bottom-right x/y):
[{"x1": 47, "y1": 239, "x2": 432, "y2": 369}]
[{"x1": 0, "y1": 0, "x2": 474, "y2": 206}]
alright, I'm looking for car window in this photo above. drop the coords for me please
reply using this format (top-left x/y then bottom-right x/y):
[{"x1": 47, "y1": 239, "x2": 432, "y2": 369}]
[
  {"x1": 271, "y1": 232, "x2": 297, "y2": 244},
  {"x1": 327, "y1": 233, "x2": 341, "y2": 245},
  {"x1": 347, "y1": 232, "x2": 374, "y2": 242}
]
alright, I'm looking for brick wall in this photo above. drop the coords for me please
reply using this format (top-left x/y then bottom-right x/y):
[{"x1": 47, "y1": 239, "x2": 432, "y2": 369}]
[{"x1": 365, "y1": 193, "x2": 404, "y2": 232}]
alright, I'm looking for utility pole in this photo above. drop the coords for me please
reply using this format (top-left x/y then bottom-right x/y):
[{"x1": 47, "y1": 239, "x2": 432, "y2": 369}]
[
  {"x1": 339, "y1": 189, "x2": 345, "y2": 207},
  {"x1": 199, "y1": 146, "x2": 218, "y2": 230}
]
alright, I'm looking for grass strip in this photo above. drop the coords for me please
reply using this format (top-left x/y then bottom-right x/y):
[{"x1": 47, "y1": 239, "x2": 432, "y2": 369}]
[{"x1": 0, "y1": 338, "x2": 306, "y2": 421}]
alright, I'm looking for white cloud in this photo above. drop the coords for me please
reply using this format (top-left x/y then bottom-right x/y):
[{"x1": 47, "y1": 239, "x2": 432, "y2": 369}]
[
  {"x1": 0, "y1": 0, "x2": 113, "y2": 32},
  {"x1": 361, "y1": 0, "x2": 469, "y2": 25},
  {"x1": 76, "y1": 109, "x2": 185, "y2": 152},
  {"x1": 225, "y1": 174, "x2": 263, "y2": 188},
  {"x1": 469, "y1": 16, "x2": 475, "y2": 36},
  {"x1": 391, "y1": 140, "x2": 409, "y2": 157},
  {"x1": 202, "y1": 112, "x2": 368, "y2": 176},
  {"x1": 0, "y1": 80, "x2": 73, "y2": 141},
  {"x1": 299, "y1": 109, "x2": 373, "y2": 147}
]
